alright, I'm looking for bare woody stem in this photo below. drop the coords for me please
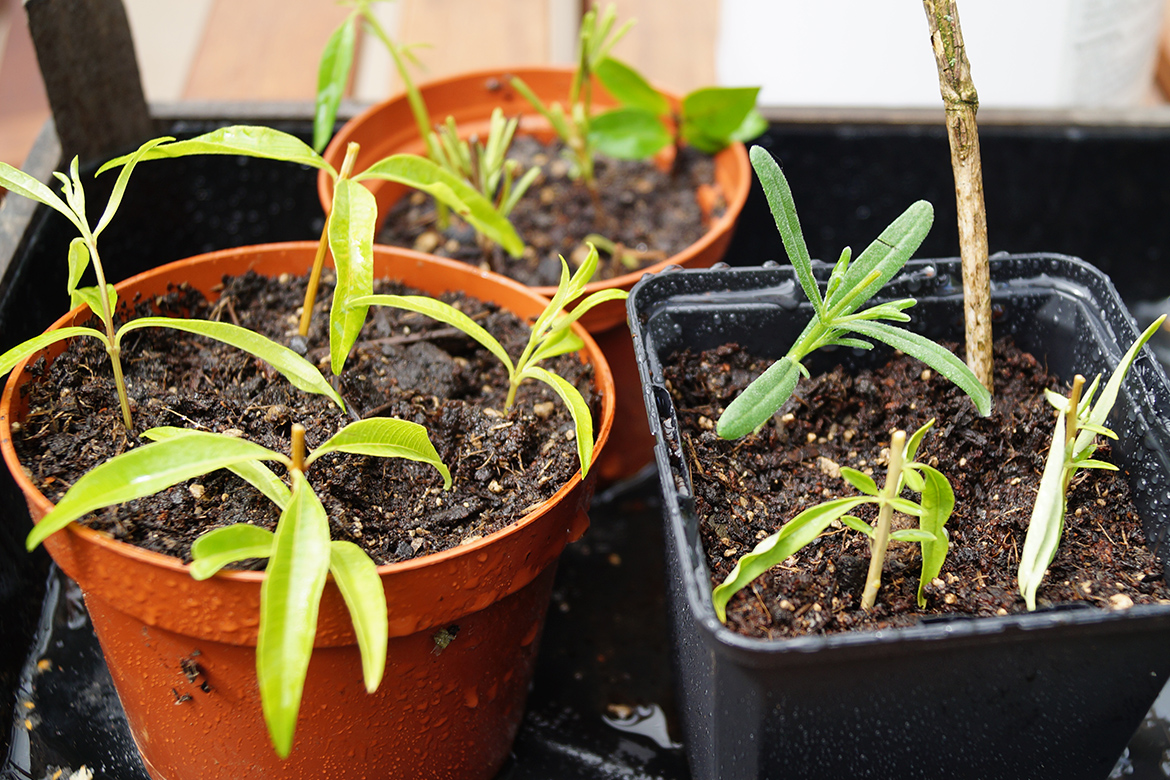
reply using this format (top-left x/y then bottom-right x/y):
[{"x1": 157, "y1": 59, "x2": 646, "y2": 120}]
[
  {"x1": 861, "y1": 430, "x2": 908, "y2": 611},
  {"x1": 300, "y1": 142, "x2": 362, "y2": 337},
  {"x1": 924, "y1": 0, "x2": 994, "y2": 395}
]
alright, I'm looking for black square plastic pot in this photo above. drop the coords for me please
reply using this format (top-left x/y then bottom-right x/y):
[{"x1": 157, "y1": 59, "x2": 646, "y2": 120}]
[{"x1": 628, "y1": 254, "x2": 1170, "y2": 780}]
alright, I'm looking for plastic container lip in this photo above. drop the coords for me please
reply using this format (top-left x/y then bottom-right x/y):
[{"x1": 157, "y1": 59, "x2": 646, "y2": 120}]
[{"x1": 631, "y1": 252, "x2": 1170, "y2": 663}]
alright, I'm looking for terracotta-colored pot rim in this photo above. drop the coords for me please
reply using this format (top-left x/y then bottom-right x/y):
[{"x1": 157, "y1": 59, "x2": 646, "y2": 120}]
[
  {"x1": 0, "y1": 241, "x2": 614, "y2": 584},
  {"x1": 319, "y1": 64, "x2": 752, "y2": 306}
]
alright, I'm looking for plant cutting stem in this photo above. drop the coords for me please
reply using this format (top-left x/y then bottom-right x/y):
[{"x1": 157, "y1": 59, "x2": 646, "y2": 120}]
[
  {"x1": 924, "y1": 0, "x2": 994, "y2": 396},
  {"x1": 291, "y1": 423, "x2": 307, "y2": 474},
  {"x1": 300, "y1": 143, "x2": 361, "y2": 337},
  {"x1": 85, "y1": 239, "x2": 134, "y2": 430},
  {"x1": 861, "y1": 429, "x2": 907, "y2": 611},
  {"x1": 1065, "y1": 374, "x2": 1085, "y2": 450}
]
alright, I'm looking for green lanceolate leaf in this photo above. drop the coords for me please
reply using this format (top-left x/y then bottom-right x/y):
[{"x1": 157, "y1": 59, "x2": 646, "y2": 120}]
[
  {"x1": 840, "y1": 515, "x2": 875, "y2": 536},
  {"x1": 840, "y1": 467, "x2": 879, "y2": 496},
  {"x1": 517, "y1": 366, "x2": 594, "y2": 477},
  {"x1": 328, "y1": 178, "x2": 376, "y2": 375},
  {"x1": 329, "y1": 540, "x2": 387, "y2": 692},
  {"x1": 1019, "y1": 412, "x2": 1069, "y2": 611},
  {"x1": 0, "y1": 161, "x2": 83, "y2": 234},
  {"x1": 590, "y1": 107, "x2": 672, "y2": 160},
  {"x1": 307, "y1": 417, "x2": 452, "y2": 489},
  {"x1": 0, "y1": 326, "x2": 107, "y2": 378},
  {"x1": 95, "y1": 136, "x2": 174, "y2": 237},
  {"x1": 257, "y1": 471, "x2": 331, "y2": 759},
  {"x1": 189, "y1": 524, "x2": 276, "y2": 580},
  {"x1": 69, "y1": 284, "x2": 117, "y2": 318},
  {"x1": 117, "y1": 317, "x2": 346, "y2": 410},
  {"x1": 749, "y1": 147, "x2": 819, "y2": 316},
  {"x1": 530, "y1": 327, "x2": 586, "y2": 364},
  {"x1": 540, "y1": 288, "x2": 628, "y2": 339},
  {"x1": 891, "y1": 529, "x2": 937, "y2": 543},
  {"x1": 680, "y1": 87, "x2": 760, "y2": 150},
  {"x1": 915, "y1": 464, "x2": 954, "y2": 607},
  {"x1": 98, "y1": 126, "x2": 331, "y2": 176},
  {"x1": 846, "y1": 320, "x2": 991, "y2": 416},
  {"x1": 595, "y1": 57, "x2": 670, "y2": 114},
  {"x1": 142, "y1": 427, "x2": 292, "y2": 509},
  {"x1": 716, "y1": 355, "x2": 801, "y2": 440},
  {"x1": 26, "y1": 433, "x2": 284, "y2": 550},
  {"x1": 712, "y1": 496, "x2": 870, "y2": 622},
  {"x1": 1074, "y1": 315, "x2": 1164, "y2": 454},
  {"x1": 313, "y1": 14, "x2": 358, "y2": 153},
  {"x1": 66, "y1": 238, "x2": 90, "y2": 298},
  {"x1": 356, "y1": 155, "x2": 524, "y2": 258},
  {"x1": 351, "y1": 294, "x2": 514, "y2": 375}
]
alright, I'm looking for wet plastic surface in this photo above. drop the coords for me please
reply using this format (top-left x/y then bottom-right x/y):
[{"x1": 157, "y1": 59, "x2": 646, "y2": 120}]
[{"x1": 5, "y1": 118, "x2": 1170, "y2": 778}]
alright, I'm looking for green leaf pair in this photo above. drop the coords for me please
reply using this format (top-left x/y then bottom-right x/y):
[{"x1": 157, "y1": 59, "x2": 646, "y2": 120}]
[
  {"x1": 26, "y1": 419, "x2": 451, "y2": 758},
  {"x1": 715, "y1": 146, "x2": 992, "y2": 441},
  {"x1": 1018, "y1": 315, "x2": 1165, "y2": 611},
  {"x1": 711, "y1": 420, "x2": 955, "y2": 622}
]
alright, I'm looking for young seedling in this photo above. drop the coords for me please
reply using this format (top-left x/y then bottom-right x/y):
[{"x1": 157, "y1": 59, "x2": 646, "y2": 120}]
[
  {"x1": 25, "y1": 417, "x2": 451, "y2": 758},
  {"x1": 0, "y1": 140, "x2": 345, "y2": 429},
  {"x1": 711, "y1": 420, "x2": 954, "y2": 621},
  {"x1": 351, "y1": 244, "x2": 625, "y2": 475},
  {"x1": 715, "y1": 146, "x2": 992, "y2": 441},
  {"x1": 99, "y1": 125, "x2": 523, "y2": 376},
  {"x1": 1018, "y1": 315, "x2": 1166, "y2": 611},
  {"x1": 511, "y1": 3, "x2": 765, "y2": 185}
]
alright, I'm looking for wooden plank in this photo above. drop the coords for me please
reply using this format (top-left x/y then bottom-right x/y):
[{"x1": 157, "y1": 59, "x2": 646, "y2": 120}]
[
  {"x1": 184, "y1": 0, "x2": 351, "y2": 100},
  {"x1": 607, "y1": 0, "x2": 718, "y2": 95}
]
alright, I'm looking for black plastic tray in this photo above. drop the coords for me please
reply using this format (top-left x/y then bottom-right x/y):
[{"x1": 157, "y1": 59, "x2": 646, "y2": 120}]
[{"x1": 4, "y1": 116, "x2": 1170, "y2": 779}]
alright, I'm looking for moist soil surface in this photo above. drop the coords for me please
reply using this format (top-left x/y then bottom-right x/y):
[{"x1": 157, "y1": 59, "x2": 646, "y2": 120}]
[
  {"x1": 378, "y1": 136, "x2": 720, "y2": 287},
  {"x1": 13, "y1": 271, "x2": 595, "y2": 567},
  {"x1": 664, "y1": 340, "x2": 1170, "y2": 639}
]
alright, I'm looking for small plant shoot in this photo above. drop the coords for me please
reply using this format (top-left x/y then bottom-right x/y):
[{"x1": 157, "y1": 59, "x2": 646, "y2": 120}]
[
  {"x1": 0, "y1": 142, "x2": 345, "y2": 429},
  {"x1": 715, "y1": 147, "x2": 992, "y2": 441},
  {"x1": 351, "y1": 244, "x2": 624, "y2": 475},
  {"x1": 712, "y1": 420, "x2": 955, "y2": 622},
  {"x1": 1018, "y1": 315, "x2": 1166, "y2": 611},
  {"x1": 25, "y1": 418, "x2": 451, "y2": 758}
]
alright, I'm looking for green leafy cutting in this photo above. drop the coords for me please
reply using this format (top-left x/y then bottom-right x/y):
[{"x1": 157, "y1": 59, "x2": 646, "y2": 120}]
[
  {"x1": 26, "y1": 419, "x2": 451, "y2": 758},
  {"x1": 712, "y1": 420, "x2": 955, "y2": 621},
  {"x1": 1018, "y1": 315, "x2": 1165, "y2": 610},
  {"x1": 351, "y1": 244, "x2": 623, "y2": 475},
  {"x1": 715, "y1": 146, "x2": 992, "y2": 441},
  {"x1": 0, "y1": 141, "x2": 344, "y2": 428}
]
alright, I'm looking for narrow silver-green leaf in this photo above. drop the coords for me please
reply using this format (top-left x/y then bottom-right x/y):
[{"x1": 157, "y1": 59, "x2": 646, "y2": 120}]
[
  {"x1": 313, "y1": 15, "x2": 357, "y2": 153},
  {"x1": 0, "y1": 326, "x2": 107, "y2": 378},
  {"x1": 26, "y1": 433, "x2": 282, "y2": 551},
  {"x1": 847, "y1": 320, "x2": 992, "y2": 416},
  {"x1": 749, "y1": 146, "x2": 820, "y2": 316},
  {"x1": 307, "y1": 417, "x2": 452, "y2": 489},
  {"x1": 258, "y1": 471, "x2": 331, "y2": 758},
  {"x1": 716, "y1": 355, "x2": 801, "y2": 440},
  {"x1": 355, "y1": 155, "x2": 524, "y2": 258},
  {"x1": 351, "y1": 294, "x2": 514, "y2": 376},
  {"x1": 189, "y1": 524, "x2": 275, "y2": 580},
  {"x1": 97, "y1": 126, "x2": 331, "y2": 175},
  {"x1": 712, "y1": 497, "x2": 870, "y2": 622},
  {"x1": 831, "y1": 201, "x2": 934, "y2": 313},
  {"x1": 328, "y1": 178, "x2": 376, "y2": 375},
  {"x1": 143, "y1": 426, "x2": 291, "y2": 509},
  {"x1": 915, "y1": 464, "x2": 954, "y2": 607},
  {"x1": 518, "y1": 366, "x2": 594, "y2": 477},
  {"x1": 329, "y1": 540, "x2": 387, "y2": 692},
  {"x1": 1019, "y1": 412, "x2": 1069, "y2": 611},
  {"x1": 118, "y1": 317, "x2": 345, "y2": 410}
]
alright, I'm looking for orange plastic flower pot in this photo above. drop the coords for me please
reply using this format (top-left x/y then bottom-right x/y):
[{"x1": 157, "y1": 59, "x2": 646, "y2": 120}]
[
  {"x1": 319, "y1": 65, "x2": 751, "y2": 483},
  {"x1": 0, "y1": 242, "x2": 614, "y2": 780}
]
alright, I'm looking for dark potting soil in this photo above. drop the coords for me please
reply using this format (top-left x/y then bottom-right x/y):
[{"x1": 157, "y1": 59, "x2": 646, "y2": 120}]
[
  {"x1": 12, "y1": 272, "x2": 594, "y2": 566},
  {"x1": 377, "y1": 136, "x2": 721, "y2": 287},
  {"x1": 664, "y1": 340, "x2": 1170, "y2": 639}
]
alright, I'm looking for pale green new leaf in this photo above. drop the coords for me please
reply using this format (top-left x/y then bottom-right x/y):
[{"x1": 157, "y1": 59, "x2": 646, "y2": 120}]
[
  {"x1": 1018, "y1": 412, "x2": 1069, "y2": 611},
  {"x1": 142, "y1": 426, "x2": 291, "y2": 509},
  {"x1": 0, "y1": 161, "x2": 83, "y2": 233},
  {"x1": 891, "y1": 529, "x2": 937, "y2": 543},
  {"x1": 69, "y1": 285, "x2": 117, "y2": 318},
  {"x1": 189, "y1": 524, "x2": 275, "y2": 580},
  {"x1": 356, "y1": 155, "x2": 524, "y2": 258},
  {"x1": 901, "y1": 467, "x2": 926, "y2": 493},
  {"x1": 716, "y1": 355, "x2": 801, "y2": 440},
  {"x1": 26, "y1": 433, "x2": 282, "y2": 550},
  {"x1": 328, "y1": 178, "x2": 376, "y2": 374},
  {"x1": 66, "y1": 238, "x2": 90, "y2": 297},
  {"x1": 517, "y1": 366, "x2": 594, "y2": 477},
  {"x1": 1074, "y1": 315, "x2": 1164, "y2": 454},
  {"x1": 329, "y1": 540, "x2": 387, "y2": 692},
  {"x1": 840, "y1": 467, "x2": 879, "y2": 496},
  {"x1": 313, "y1": 14, "x2": 357, "y2": 153},
  {"x1": 539, "y1": 288, "x2": 628, "y2": 340},
  {"x1": 97, "y1": 126, "x2": 331, "y2": 176},
  {"x1": 352, "y1": 293, "x2": 514, "y2": 375},
  {"x1": 915, "y1": 464, "x2": 954, "y2": 607},
  {"x1": 840, "y1": 515, "x2": 874, "y2": 536},
  {"x1": 712, "y1": 496, "x2": 870, "y2": 622},
  {"x1": 257, "y1": 471, "x2": 331, "y2": 759},
  {"x1": 0, "y1": 326, "x2": 106, "y2": 378},
  {"x1": 117, "y1": 317, "x2": 345, "y2": 410},
  {"x1": 1072, "y1": 458, "x2": 1119, "y2": 471},
  {"x1": 847, "y1": 320, "x2": 991, "y2": 416},
  {"x1": 307, "y1": 417, "x2": 452, "y2": 489},
  {"x1": 530, "y1": 328, "x2": 585, "y2": 364},
  {"x1": 95, "y1": 136, "x2": 174, "y2": 236}
]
